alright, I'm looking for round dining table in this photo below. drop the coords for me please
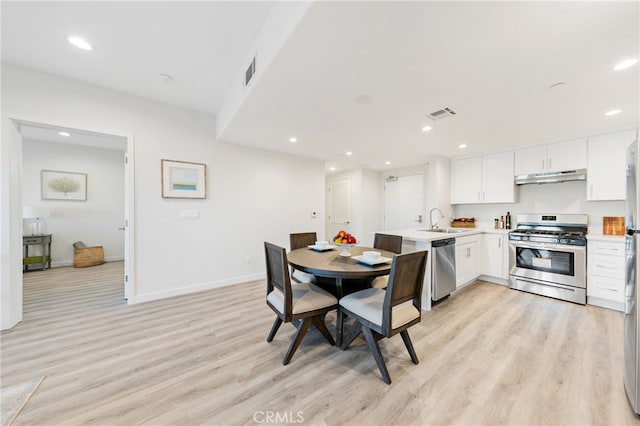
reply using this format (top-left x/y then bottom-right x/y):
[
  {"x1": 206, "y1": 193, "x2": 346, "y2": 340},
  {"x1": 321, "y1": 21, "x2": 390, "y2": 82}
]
[{"x1": 288, "y1": 245, "x2": 396, "y2": 345}]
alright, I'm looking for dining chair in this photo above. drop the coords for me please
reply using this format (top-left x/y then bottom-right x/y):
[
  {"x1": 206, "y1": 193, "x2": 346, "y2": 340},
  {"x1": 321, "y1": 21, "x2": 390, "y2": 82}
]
[
  {"x1": 289, "y1": 232, "x2": 318, "y2": 283},
  {"x1": 370, "y1": 233, "x2": 403, "y2": 289},
  {"x1": 339, "y1": 250, "x2": 428, "y2": 384},
  {"x1": 264, "y1": 242, "x2": 338, "y2": 365}
]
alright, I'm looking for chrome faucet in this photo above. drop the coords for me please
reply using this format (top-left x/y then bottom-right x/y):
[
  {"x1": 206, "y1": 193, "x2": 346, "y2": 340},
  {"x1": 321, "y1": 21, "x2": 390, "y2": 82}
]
[{"x1": 430, "y1": 207, "x2": 444, "y2": 230}]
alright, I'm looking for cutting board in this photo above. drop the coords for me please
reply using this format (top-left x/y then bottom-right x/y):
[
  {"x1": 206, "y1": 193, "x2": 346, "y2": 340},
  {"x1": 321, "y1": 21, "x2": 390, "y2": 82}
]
[{"x1": 603, "y1": 217, "x2": 625, "y2": 235}]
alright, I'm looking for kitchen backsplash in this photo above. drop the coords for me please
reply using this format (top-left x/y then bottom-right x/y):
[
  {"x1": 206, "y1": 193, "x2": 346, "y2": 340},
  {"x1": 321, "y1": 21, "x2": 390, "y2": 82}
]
[{"x1": 454, "y1": 180, "x2": 624, "y2": 234}]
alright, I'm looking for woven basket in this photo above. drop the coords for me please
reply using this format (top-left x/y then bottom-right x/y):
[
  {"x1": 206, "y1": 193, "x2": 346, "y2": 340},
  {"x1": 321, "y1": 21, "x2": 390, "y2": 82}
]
[{"x1": 73, "y1": 246, "x2": 105, "y2": 268}]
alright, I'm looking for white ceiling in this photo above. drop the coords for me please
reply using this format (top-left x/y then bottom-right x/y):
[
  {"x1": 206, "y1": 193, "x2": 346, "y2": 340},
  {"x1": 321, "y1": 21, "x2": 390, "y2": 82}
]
[
  {"x1": 20, "y1": 123, "x2": 127, "y2": 151},
  {"x1": 3, "y1": 1, "x2": 639, "y2": 173}
]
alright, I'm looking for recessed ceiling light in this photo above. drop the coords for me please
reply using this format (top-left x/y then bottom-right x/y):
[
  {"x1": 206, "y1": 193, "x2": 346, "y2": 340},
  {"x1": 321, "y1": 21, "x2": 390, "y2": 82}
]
[
  {"x1": 289, "y1": 137, "x2": 297, "y2": 143},
  {"x1": 605, "y1": 109, "x2": 622, "y2": 116},
  {"x1": 329, "y1": 166, "x2": 336, "y2": 171},
  {"x1": 458, "y1": 144, "x2": 467, "y2": 149},
  {"x1": 422, "y1": 126, "x2": 432, "y2": 132},
  {"x1": 345, "y1": 151, "x2": 353, "y2": 156},
  {"x1": 385, "y1": 161, "x2": 391, "y2": 165},
  {"x1": 614, "y1": 59, "x2": 638, "y2": 71},
  {"x1": 67, "y1": 36, "x2": 92, "y2": 51},
  {"x1": 58, "y1": 131, "x2": 70, "y2": 137}
]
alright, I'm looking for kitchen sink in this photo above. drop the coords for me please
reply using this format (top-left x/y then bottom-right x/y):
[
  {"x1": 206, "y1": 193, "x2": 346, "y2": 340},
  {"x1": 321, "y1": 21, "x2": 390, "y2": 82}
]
[{"x1": 419, "y1": 228, "x2": 469, "y2": 234}]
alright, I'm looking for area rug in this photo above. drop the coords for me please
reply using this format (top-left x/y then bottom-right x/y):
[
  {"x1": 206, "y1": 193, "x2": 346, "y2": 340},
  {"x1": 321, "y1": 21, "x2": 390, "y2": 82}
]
[{"x1": 1, "y1": 376, "x2": 45, "y2": 426}]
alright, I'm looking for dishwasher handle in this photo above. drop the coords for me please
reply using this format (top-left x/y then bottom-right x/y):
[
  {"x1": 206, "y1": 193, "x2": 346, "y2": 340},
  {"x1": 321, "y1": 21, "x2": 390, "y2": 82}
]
[{"x1": 432, "y1": 238, "x2": 456, "y2": 248}]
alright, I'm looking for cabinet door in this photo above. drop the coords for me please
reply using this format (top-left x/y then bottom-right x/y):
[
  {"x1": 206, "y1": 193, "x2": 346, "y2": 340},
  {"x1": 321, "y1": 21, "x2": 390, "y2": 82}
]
[
  {"x1": 587, "y1": 130, "x2": 636, "y2": 201},
  {"x1": 482, "y1": 151, "x2": 515, "y2": 203},
  {"x1": 455, "y1": 240, "x2": 478, "y2": 287},
  {"x1": 451, "y1": 157, "x2": 482, "y2": 204},
  {"x1": 514, "y1": 145, "x2": 547, "y2": 175},
  {"x1": 547, "y1": 138, "x2": 587, "y2": 172},
  {"x1": 481, "y1": 234, "x2": 504, "y2": 278}
]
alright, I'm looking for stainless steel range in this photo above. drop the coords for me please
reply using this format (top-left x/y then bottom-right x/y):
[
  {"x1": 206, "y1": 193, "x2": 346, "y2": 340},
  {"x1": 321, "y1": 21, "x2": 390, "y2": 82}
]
[{"x1": 509, "y1": 213, "x2": 588, "y2": 304}]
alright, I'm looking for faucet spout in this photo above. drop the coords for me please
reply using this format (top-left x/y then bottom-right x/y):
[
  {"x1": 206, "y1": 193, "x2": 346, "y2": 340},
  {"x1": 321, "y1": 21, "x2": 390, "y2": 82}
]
[{"x1": 429, "y1": 208, "x2": 445, "y2": 230}]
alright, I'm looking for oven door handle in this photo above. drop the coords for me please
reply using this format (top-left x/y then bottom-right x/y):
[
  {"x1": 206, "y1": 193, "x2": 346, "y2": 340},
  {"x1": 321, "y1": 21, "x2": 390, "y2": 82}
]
[{"x1": 509, "y1": 241, "x2": 586, "y2": 253}]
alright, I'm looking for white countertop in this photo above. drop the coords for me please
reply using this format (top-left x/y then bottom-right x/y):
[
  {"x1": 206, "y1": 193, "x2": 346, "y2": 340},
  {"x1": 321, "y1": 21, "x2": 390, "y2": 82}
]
[{"x1": 379, "y1": 227, "x2": 510, "y2": 243}]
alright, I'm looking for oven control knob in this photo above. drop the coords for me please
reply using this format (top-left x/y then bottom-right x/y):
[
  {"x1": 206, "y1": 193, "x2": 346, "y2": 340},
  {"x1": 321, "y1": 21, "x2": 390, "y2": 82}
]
[{"x1": 559, "y1": 238, "x2": 568, "y2": 244}]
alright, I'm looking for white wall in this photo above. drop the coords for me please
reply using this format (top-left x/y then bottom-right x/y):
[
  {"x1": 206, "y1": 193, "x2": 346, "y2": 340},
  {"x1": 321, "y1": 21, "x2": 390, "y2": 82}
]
[
  {"x1": 22, "y1": 139, "x2": 125, "y2": 266},
  {"x1": 1, "y1": 63, "x2": 326, "y2": 328},
  {"x1": 454, "y1": 180, "x2": 624, "y2": 233}
]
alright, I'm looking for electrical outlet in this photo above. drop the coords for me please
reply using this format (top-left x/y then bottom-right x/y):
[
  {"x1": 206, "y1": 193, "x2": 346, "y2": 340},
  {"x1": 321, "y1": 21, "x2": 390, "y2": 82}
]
[{"x1": 245, "y1": 256, "x2": 252, "y2": 264}]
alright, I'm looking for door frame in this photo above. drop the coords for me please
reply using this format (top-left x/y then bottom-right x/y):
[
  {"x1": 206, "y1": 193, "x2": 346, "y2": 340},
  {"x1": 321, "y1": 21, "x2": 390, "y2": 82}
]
[{"x1": 1, "y1": 115, "x2": 135, "y2": 330}]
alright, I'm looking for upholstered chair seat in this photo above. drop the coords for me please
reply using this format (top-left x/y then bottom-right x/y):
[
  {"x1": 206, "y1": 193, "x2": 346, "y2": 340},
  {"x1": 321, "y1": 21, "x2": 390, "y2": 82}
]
[{"x1": 340, "y1": 250, "x2": 428, "y2": 384}]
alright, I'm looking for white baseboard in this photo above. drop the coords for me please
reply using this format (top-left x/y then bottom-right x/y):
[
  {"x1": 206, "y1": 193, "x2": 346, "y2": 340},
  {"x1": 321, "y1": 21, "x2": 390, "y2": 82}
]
[
  {"x1": 50, "y1": 255, "x2": 124, "y2": 268},
  {"x1": 478, "y1": 275, "x2": 509, "y2": 286},
  {"x1": 587, "y1": 296, "x2": 624, "y2": 312},
  {"x1": 130, "y1": 272, "x2": 266, "y2": 304}
]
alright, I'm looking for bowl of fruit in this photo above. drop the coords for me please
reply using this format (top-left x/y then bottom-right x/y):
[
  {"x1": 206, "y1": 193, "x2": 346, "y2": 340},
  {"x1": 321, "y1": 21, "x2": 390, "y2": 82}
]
[{"x1": 332, "y1": 230, "x2": 357, "y2": 257}]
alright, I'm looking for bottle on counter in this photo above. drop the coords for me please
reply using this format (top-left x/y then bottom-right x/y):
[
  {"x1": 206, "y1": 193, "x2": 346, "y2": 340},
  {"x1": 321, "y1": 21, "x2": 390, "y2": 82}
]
[
  {"x1": 506, "y1": 211, "x2": 512, "y2": 230},
  {"x1": 499, "y1": 216, "x2": 505, "y2": 229},
  {"x1": 494, "y1": 218, "x2": 499, "y2": 229}
]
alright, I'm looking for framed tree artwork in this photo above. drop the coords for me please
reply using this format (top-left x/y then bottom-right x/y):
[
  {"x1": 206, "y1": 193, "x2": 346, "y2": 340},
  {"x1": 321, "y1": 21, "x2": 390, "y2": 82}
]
[{"x1": 41, "y1": 170, "x2": 87, "y2": 201}]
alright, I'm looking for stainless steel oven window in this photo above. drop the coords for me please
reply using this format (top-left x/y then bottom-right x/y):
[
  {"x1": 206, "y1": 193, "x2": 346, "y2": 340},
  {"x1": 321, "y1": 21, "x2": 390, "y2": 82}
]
[{"x1": 514, "y1": 246, "x2": 574, "y2": 276}]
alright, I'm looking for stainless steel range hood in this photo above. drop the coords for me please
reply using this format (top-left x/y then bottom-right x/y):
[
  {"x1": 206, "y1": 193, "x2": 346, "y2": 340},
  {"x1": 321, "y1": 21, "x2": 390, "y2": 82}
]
[{"x1": 515, "y1": 169, "x2": 586, "y2": 185}]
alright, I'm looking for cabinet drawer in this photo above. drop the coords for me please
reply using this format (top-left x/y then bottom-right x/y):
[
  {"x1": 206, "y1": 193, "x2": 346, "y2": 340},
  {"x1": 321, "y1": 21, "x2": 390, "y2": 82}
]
[
  {"x1": 23, "y1": 237, "x2": 44, "y2": 244},
  {"x1": 588, "y1": 241, "x2": 624, "y2": 256},
  {"x1": 587, "y1": 253, "x2": 624, "y2": 279},
  {"x1": 587, "y1": 275, "x2": 625, "y2": 302}
]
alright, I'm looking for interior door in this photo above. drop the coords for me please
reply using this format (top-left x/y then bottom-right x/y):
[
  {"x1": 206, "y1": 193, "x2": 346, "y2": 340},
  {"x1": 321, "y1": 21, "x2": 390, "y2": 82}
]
[
  {"x1": 384, "y1": 173, "x2": 424, "y2": 230},
  {"x1": 327, "y1": 178, "x2": 351, "y2": 240}
]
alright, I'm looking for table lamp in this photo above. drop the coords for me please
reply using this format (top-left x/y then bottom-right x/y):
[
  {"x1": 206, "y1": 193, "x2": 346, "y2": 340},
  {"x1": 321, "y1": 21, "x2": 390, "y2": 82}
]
[{"x1": 23, "y1": 206, "x2": 47, "y2": 235}]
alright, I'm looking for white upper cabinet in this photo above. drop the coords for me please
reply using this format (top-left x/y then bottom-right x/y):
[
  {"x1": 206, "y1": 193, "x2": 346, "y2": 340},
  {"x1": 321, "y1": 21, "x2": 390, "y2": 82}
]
[
  {"x1": 587, "y1": 129, "x2": 637, "y2": 201},
  {"x1": 514, "y1": 138, "x2": 587, "y2": 176},
  {"x1": 451, "y1": 151, "x2": 515, "y2": 204}
]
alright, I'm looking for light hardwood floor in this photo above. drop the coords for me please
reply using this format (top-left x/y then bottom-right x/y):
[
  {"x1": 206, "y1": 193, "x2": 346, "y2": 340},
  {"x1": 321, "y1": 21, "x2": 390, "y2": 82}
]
[{"x1": 3, "y1": 261, "x2": 640, "y2": 425}]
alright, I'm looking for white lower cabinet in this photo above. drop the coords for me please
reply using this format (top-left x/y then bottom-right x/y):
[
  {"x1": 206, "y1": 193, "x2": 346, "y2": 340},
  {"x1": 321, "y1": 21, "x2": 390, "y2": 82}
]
[
  {"x1": 481, "y1": 233, "x2": 508, "y2": 281},
  {"x1": 456, "y1": 235, "x2": 479, "y2": 288},
  {"x1": 587, "y1": 238, "x2": 625, "y2": 311}
]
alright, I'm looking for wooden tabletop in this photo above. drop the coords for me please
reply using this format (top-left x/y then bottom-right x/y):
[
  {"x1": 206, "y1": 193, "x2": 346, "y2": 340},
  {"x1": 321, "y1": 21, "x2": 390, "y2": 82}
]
[{"x1": 288, "y1": 246, "x2": 395, "y2": 279}]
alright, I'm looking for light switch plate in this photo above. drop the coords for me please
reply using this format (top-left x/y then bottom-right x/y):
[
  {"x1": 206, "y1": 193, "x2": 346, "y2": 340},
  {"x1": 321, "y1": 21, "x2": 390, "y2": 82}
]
[{"x1": 180, "y1": 210, "x2": 199, "y2": 219}]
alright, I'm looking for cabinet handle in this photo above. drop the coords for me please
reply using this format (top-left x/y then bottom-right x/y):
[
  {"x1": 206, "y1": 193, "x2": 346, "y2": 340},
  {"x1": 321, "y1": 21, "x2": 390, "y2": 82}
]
[
  {"x1": 595, "y1": 246, "x2": 620, "y2": 251},
  {"x1": 595, "y1": 264, "x2": 617, "y2": 269},
  {"x1": 498, "y1": 238, "x2": 501, "y2": 248},
  {"x1": 477, "y1": 192, "x2": 481, "y2": 201},
  {"x1": 590, "y1": 185, "x2": 594, "y2": 199},
  {"x1": 542, "y1": 159, "x2": 545, "y2": 170},
  {"x1": 482, "y1": 192, "x2": 485, "y2": 201},
  {"x1": 549, "y1": 158, "x2": 552, "y2": 170}
]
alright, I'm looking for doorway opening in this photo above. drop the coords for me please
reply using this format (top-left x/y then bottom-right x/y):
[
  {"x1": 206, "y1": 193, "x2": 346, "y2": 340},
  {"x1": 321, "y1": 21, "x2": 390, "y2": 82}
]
[{"x1": 14, "y1": 119, "x2": 134, "y2": 319}]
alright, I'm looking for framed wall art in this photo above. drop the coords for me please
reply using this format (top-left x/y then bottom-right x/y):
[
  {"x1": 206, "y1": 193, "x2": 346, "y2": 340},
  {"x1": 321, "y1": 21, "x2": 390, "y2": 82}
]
[
  {"x1": 41, "y1": 170, "x2": 87, "y2": 201},
  {"x1": 161, "y1": 159, "x2": 206, "y2": 199}
]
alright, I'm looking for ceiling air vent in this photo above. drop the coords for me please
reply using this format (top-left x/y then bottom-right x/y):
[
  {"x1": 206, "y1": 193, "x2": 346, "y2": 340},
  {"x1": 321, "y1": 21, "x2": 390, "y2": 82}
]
[
  {"x1": 427, "y1": 107, "x2": 457, "y2": 121},
  {"x1": 245, "y1": 56, "x2": 256, "y2": 86}
]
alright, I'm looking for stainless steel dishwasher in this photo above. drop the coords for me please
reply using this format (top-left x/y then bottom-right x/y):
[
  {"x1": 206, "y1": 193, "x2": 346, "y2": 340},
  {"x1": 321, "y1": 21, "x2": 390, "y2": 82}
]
[{"x1": 431, "y1": 237, "x2": 456, "y2": 301}]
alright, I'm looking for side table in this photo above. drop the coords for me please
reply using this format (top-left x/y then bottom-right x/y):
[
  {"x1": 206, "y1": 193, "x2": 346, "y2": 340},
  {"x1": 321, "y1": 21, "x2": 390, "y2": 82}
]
[{"x1": 23, "y1": 234, "x2": 52, "y2": 272}]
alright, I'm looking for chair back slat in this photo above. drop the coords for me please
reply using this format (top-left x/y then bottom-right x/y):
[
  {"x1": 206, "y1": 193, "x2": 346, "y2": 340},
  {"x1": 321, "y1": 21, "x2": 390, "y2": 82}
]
[
  {"x1": 373, "y1": 233, "x2": 402, "y2": 254},
  {"x1": 264, "y1": 242, "x2": 293, "y2": 315},
  {"x1": 383, "y1": 251, "x2": 428, "y2": 332},
  {"x1": 290, "y1": 232, "x2": 317, "y2": 251}
]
